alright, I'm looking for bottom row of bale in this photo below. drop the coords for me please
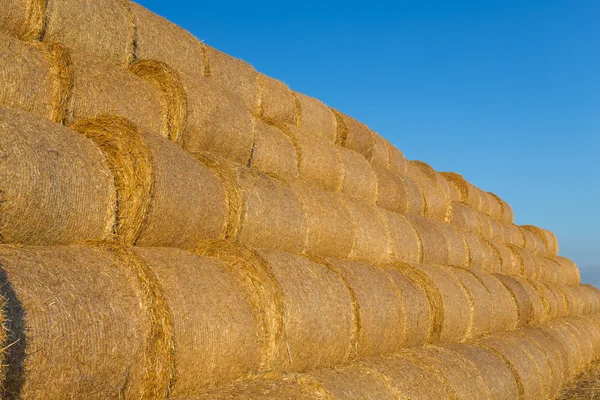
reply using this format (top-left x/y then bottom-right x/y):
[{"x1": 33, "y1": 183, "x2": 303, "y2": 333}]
[{"x1": 0, "y1": 243, "x2": 597, "y2": 399}]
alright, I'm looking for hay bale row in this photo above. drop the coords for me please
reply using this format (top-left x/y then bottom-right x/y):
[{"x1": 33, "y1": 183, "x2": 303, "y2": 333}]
[{"x1": 406, "y1": 164, "x2": 452, "y2": 221}]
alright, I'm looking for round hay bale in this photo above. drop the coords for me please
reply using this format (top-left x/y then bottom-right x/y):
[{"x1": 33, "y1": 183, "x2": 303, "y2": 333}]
[
  {"x1": 307, "y1": 364, "x2": 398, "y2": 400},
  {"x1": 529, "y1": 281, "x2": 558, "y2": 321},
  {"x1": 486, "y1": 240, "x2": 520, "y2": 275},
  {"x1": 72, "y1": 116, "x2": 228, "y2": 249},
  {"x1": 502, "y1": 223, "x2": 525, "y2": 247},
  {"x1": 446, "y1": 268, "x2": 494, "y2": 338},
  {"x1": 250, "y1": 119, "x2": 299, "y2": 180},
  {"x1": 487, "y1": 217, "x2": 505, "y2": 241},
  {"x1": 406, "y1": 216, "x2": 449, "y2": 266},
  {"x1": 439, "y1": 173, "x2": 461, "y2": 202},
  {"x1": 506, "y1": 333, "x2": 555, "y2": 400},
  {"x1": 69, "y1": 57, "x2": 166, "y2": 137},
  {"x1": 495, "y1": 275, "x2": 544, "y2": 327},
  {"x1": 434, "y1": 222, "x2": 469, "y2": 268},
  {"x1": 236, "y1": 167, "x2": 308, "y2": 254},
  {"x1": 257, "y1": 73, "x2": 297, "y2": 125},
  {"x1": 480, "y1": 237, "x2": 502, "y2": 273},
  {"x1": 469, "y1": 270, "x2": 519, "y2": 332},
  {"x1": 332, "y1": 109, "x2": 375, "y2": 159},
  {"x1": 560, "y1": 285, "x2": 582, "y2": 316},
  {"x1": 191, "y1": 374, "x2": 328, "y2": 400},
  {"x1": 341, "y1": 198, "x2": 392, "y2": 264},
  {"x1": 0, "y1": 108, "x2": 115, "y2": 245},
  {"x1": 293, "y1": 92, "x2": 337, "y2": 143},
  {"x1": 581, "y1": 284, "x2": 600, "y2": 313},
  {"x1": 404, "y1": 346, "x2": 491, "y2": 399},
  {"x1": 44, "y1": 0, "x2": 134, "y2": 66},
  {"x1": 195, "y1": 240, "x2": 285, "y2": 372},
  {"x1": 539, "y1": 323, "x2": 581, "y2": 379},
  {"x1": 519, "y1": 226, "x2": 546, "y2": 256},
  {"x1": 478, "y1": 190, "x2": 493, "y2": 217},
  {"x1": 378, "y1": 210, "x2": 421, "y2": 264},
  {"x1": 134, "y1": 247, "x2": 263, "y2": 395},
  {"x1": 461, "y1": 231, "x2": 491, "y2": 272},
  {"x1": 257, "y1": 250, "x2": 355, "y2": 370},
  {"x1": 280, "y1": 123, "x2": 344, "y2": 193},
  {"x1": 376, "y1": 170, "x2": 424, "y2": 215},
  {"x1": 0, "y1": 245, "x2": 169, "y2": 399},
  {"x1": 0, "y1": 0, "x2": 45, "y2": 41},
  {"x1": 521, "y1": 225, "x2": 559, "y2": 257},
  {"x1": 540, "y1": 257, "x2": 565, "y2": 284},
  {"x1": 486, "y1": 191, "x2": 503, "y2": 220},
  {"x1": 0, "y1": 34, "x2": 72, "y2": 124},
  {"x1": 370, "y1": 133, "x2": 391, "y2": 171},
  {"x1": 489, "y1": 192, "x2": 514, "y2": 223},
  {"x1": 523, "y1": 328, "x2": 570, "y2": 391},
  {"x1": 408, "y1": 165, "x2": 451, "y2": 222},
  {"x1": 289, "y1": 182, "x2": 354, "y2": 259},
  {"x1": 450, "y1": 202, "x2": 481, "y2": 235},
  {"x1": 477, "y1": 335, "x2": 543, "y2": 400},
  {"x1": 405, "y1": 264, "x2": 472, "y2": 343},
  {"x1": 385, "y1": 267, "x2": 431, "y2": 347},
  {"x1": 386, "y1": 140, "x2": 408, "y2": 176},
  {"x1": 131, "y1": 3, "x2": 208, "y2": 81},
  {"x1": 544, "y1": 283, "x2": 569, "y2": 318},
  {"x1": 359, "y1": 355, "x2": 456, "y2": 399},
  {"x1": 553, "y1": 256, "x2": 581, "y2": 284},
  {"x1": 338, "y1": 146, "x2": 378, "y2": 204},
  {"x1": 507, "y1": 245, "x2": 545, "y2": 281},
  {"x1": 440, "y1": 172, "x2": 482, "y2": 210},
  {"x1": 325, "y1": 259, "x2": 406, "y2": 357},
  {"x1": 563, "y1": 321, "x2": 594, "y2": 372},
  {"x1": 202, "y1": 45, "x2": 260, "y2": 113},
  {"x1": 445, "y1": 343, "x2": 519, "y2": 400}
]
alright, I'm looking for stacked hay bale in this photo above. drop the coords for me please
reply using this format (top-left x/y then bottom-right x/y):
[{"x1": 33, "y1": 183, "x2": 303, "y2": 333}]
[{"x1": 0, "y1": 0, "x2": 598, "y2": 398}]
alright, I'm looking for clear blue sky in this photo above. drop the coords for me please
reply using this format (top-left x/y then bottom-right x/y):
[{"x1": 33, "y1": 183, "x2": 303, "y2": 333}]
[{"x1": 137, "y1": 1, "x2": 599, "y2": 284}]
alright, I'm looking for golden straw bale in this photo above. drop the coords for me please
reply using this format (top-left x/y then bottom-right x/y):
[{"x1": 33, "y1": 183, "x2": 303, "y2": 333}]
[
  {"x1": 306, "y1": 363, "x2": 398, "y2": 400},
  {"x1": 408, "y1": 165, "x2": 451, "y2": 221},
  {"x1": 250, "y1": 119, "x2": 299, "y2": 180},
  {"x1": 411, "y1": 162, "x2": 456, "y2": 205},
  {"x1": 445, "y1": 343, "x2": 519, "y2": 400},
  {"x1": 520, "y1": 225, "x2": 545, "y2": 255},
  {"x1": 487, "y1": 217, "x2": 505, "y2": 241},
  {"x1": 539, "y1": 323, "x2": 581, "y2": 379},
  {"x1": 0, "y1": 34, "x2": 72, "y2": 123},
  {"x1": 562, "y1": 321, "x2": 593, "y2": 372},
  {"x1": 560, "y1": 285, "x2": 582, "y2": 316},
  {"x1": 289, "y1": 182, "x2": 353, "y2": 259},
  {"x1": 0, "y1": 108, "x2": 115, "y2": 245},
  {"x1": 539, "y1": 257, "x2": 563, "y2": 284},
  {"x1": 44, "y1": 0, "x2": 134, "y2": 65},
  {"x1": 447, "y1": 268, "x2": 493, "y2": 338},
  {"x1": 523, "y1": 328, "x2": 570, "y2": 390},
  {"x1": 69, "y1": 57, "x2": 165, "y2": 136},
  {"x1": 190, "y1": 374, "x2": 328, "y2": 400},
  {"x1": 0, "y1": 0, "x2": 45, "y2": 41},
  {"x1": 461, "y1": 231, "x2": 490, "y2": 272},
  {"x1": 338, "y1": 147, "x2": 378, "y2": 203},
  {"x1": 376, "y1": 169, "x2": 424, "y2": 215},
  {"x1": 131, "y1": 3, "x2": 207, "y2": 80},
  {"x1": 407, "y1": 216, "x2": 449, "y2": 265},
  {"x1": 545, "y1": 283, "x2": 569, "y2": 318},
  {"x1": 370, "y1": 132, "x2": 390, "y2": 171},
  {"x1": 360, "y1": 355, "x2": 456, "y2": 399},
  {"x1": 489, "y1": 192, "x2": 514, "y2": 223},
  {"x1": 521, "y1": 225, "x2": 559, "y2": 257},
  {"x1": 478, "y1": 190, "x2": 493, "y2": 217},
  {"x1": 507, "y1": 333, "x2": 555, "y2": 400},
  {"x1": 441, "y1": 172, "x2": 481, "y2": 210},
  {"x1": 257, "y1": 73, "x2": 296, "y2": 124},
  {"x1": 386, "y1": 140, "x2": 408, "y2": 176},
  {"x1": 410, "y1": 264, "x2": 472, "y2": 343},
  {"x1": 72, "y1": 116, "x2": 228, "y2": 249},
  {"x1": 529, "y1": 281, "x2": 559, "y2": 321},
  {"x1": 332, "y1": 110, "x2": 375, "y2": 159},
  {"x1": 451, "y1": 202, "x2": 481, "y2": 235},
  {"x1": 469, "y1": 270, "x2": 519, "y2": 332},
  {"x1": 325, "y1": 259, "x2": 406, "y2": 357},
  {"x1": 486, "y1": 192, "x2": 503, "y2": 220},
  {"x1": 502, "y1": 223, "x2": 525, "y2": 247},
  {"x1": 582, "y1": 284, "x2": 600, "y2": 313},
  {"x1": 480, "y1": 236, "x2": 502, "y2": 273},
  {"x1": 378, "y1": 210, "x2": 422, "y2": 264},
  {"x1": 195, "y1": 241, "x2": 284, "y2": 372},
  {"x1": 508, "y1": 245, "x2": 545, "y2": 281},
  {"x1": 404, "y1": 346, "x2": 491, "y2": 399},
  {"x1": 236, "y1": 167, "x2": 308, "y2": 254},
  {"x1": 0, "y1": 246, "x2": 156, "y2": 399},
  {"x1": 553, "y1": 256, "x2": 581, "y2": 284},
  {"x1": 385, "y1": 266, "x2": 432, "y2": 347},
  {"x1": 434, "y1": 222, "x2": 469, "y2": 268},
  {"x1": 134, "y1": 247, "x2": 262, "y2": 395},
  {"x1": 477, "y1": 335, "x2": 543, "y2": 400},
  {"x1": 495, "y1": 275, "x2": 544, "y2": 326},
  {"x1": 486, "y1": 240, "x2": 520, "y2": 275},
  {"x1": 202, "y1": 45, "x2": 260, "y2": 113},
  {"x1": 293, "y1": 92, "x2": 337, "y2": 142},
  {"x1": 342, "y1": 198, "x2": 392, "y2": 264},
  {"x1": 258, "y1": 251, "x2": 355, "y2": 370}
]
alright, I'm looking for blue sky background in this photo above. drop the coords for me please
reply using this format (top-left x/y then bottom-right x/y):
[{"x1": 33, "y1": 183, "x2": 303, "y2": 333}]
[{"x1": 137, "y1": 1, "x2": 599, "y2": 285}]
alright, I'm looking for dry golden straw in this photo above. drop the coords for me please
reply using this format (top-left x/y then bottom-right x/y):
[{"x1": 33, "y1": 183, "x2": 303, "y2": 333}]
[{"x1": 0, "y1": 0, "x2": 46, "y2": 41}]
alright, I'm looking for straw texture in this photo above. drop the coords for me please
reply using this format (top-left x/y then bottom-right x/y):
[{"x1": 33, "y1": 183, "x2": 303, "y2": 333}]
[
  {"x1": 332, "y1": 110, "x2": 375, "y2": 159},
  {"x1": 0, "y1": 0, "x2": 46, "y2": 41},
  {"x1": 258, "y1": 73, "x2": 296, "y2": 125},
  {"x1": 0, "y1": 108, "x2": 115, "y2": 245},
  {"x1": 338, "y1": 146, "x2": 378, "y2": 203},
  {"x1": 294, "y1": 92, "x2": 337, "y2": 142},
  {"x1": 251, "y1": 119, "x2": 299, "y2": 180}
]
